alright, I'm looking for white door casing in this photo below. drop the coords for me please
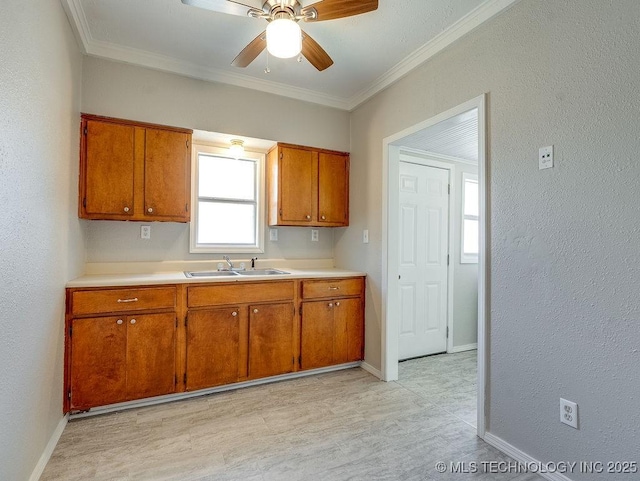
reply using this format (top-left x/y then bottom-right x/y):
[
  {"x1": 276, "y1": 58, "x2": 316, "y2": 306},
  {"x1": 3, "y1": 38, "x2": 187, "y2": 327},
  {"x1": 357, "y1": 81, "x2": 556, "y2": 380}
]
[{"x1": 398, "y1": 162, "x2": 450, "y2": 360}]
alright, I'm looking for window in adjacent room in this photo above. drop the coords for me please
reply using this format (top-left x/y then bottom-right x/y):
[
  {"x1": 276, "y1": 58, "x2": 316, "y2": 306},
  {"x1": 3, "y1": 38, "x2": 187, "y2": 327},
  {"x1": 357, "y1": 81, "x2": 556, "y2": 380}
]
[
  {"x1": 190, "y1": 144, "x2": 265, "y2": 253},
  {"x1": 461, "y1": 172, "x2": 479, "y2": 263}
]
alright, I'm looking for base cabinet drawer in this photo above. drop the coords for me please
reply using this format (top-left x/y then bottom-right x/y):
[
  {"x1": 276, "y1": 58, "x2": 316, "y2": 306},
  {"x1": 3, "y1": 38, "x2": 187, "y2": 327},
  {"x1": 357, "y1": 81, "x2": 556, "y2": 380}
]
[
  {"x1": 71, "y1": 286, "x2": 177, "y2": 316},
  {"x1": 301, "y1": 278, "x2": 364, "y2": 299}
]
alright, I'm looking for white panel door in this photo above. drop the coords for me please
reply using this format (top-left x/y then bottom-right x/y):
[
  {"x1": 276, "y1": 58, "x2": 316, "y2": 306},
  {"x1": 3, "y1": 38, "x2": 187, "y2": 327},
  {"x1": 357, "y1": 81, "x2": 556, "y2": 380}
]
[{"x1": 398, "y1": 162, "x2": 449, "y2": 360}]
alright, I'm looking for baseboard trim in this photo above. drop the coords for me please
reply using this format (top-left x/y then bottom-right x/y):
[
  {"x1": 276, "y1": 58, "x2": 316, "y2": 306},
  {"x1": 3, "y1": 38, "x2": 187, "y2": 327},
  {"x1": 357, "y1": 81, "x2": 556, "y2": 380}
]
[
  {"x1": 359, "y1": 361, "x2": 382, "y2": 379},
  {"x1": 70, "y1": 362, "x2": 361, "y2": 419},
  {"x1": 449, "y1": 342, "x2": 478, "y2": 353},
  {"x1": 484, "y1": 432, "x2": 574, "y2": 481},
  {"x1": 29, "y1": 414, "x2": 68, "y2": 481}
]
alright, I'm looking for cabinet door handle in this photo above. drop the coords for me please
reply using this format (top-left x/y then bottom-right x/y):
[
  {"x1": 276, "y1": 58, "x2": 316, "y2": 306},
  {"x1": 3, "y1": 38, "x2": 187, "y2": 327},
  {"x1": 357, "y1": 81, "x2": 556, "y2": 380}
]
[
  {"x1": 147, "y1": 207, "x2": 154, "y2": 213},
  {"x1": 130, "y1": 319, "x2": 136, "y2": 325},
  {"x1": 117, "y1": 297, "x2": 138, "y2": 303},
  {"x1": 231, "y1": 311, "x2": 237, "y2": 317},
  {"x1": 306, "y1": 215, "x2": 311, "y2": 220},
  {"x1": 328, "y1": 303, "x2": 333, "y2": 308},
  {"x1": 253, "y1": 309, "x2": 259, "y2": 314},
  {"x1": 335, "y1": 302, "x2": 340, "y2": 307},
  {"x1": 321, "y1": 215, "x2": 326, "y2": 220},
  {"x1": 116, "y1": 319, "x2": 123, "y2": 325},
  {"x1": 123, "y1": 206, "x2": 130, "y2": 213}
]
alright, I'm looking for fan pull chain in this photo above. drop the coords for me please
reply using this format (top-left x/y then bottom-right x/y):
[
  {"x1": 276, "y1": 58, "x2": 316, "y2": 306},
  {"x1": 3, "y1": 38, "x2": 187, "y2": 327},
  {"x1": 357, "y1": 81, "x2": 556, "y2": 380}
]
[{"x1": 264, "y1": 51, "x2": 271, "y2": 74}]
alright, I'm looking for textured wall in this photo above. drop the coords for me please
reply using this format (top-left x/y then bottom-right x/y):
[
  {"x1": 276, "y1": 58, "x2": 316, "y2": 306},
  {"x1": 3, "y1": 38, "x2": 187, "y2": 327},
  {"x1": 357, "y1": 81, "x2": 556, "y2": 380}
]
[
  {"x1": 81, "y1": 57, "x2": 348, "y2": 263},
  {"x1": 0, "y1": 1, "x2": 84, "y2": 479},
  {"x1": 339, "y1": 0, "x2": 640, "y2": 475}
]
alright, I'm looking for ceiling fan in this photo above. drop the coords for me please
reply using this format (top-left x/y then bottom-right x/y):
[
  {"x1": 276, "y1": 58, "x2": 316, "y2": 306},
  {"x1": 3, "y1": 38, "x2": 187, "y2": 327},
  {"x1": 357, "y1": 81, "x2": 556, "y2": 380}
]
[{"x1": 181, "y1": 0, "x2": 379, "y2": 71}]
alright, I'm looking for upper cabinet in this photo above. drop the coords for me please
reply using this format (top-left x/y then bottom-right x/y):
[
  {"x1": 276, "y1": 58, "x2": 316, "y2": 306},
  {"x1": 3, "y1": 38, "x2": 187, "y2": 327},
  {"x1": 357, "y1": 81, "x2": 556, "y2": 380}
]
[
  {"x1": 267, "y1": 143, "x2": 349, "y2": 227},
  {"x1": 79, "y1": 114, "x2": 192, "y2": 222}
]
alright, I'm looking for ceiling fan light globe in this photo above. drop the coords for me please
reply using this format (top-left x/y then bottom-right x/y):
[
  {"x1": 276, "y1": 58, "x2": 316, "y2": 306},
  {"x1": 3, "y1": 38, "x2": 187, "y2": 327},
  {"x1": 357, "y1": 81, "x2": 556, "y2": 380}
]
[{"x1": 266, "y1": 18, "x2": 302, "y2": 59}]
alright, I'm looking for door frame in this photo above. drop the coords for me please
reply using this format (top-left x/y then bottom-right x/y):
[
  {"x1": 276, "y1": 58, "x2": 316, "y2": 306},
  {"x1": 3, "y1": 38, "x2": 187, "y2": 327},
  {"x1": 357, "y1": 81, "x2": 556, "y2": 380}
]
[
  {"x1": 381, "y1": 94, "x2": 487, "y2": 437},
  {"x1": 398, "y1": 154, "x2": 455, "y2": 358}
]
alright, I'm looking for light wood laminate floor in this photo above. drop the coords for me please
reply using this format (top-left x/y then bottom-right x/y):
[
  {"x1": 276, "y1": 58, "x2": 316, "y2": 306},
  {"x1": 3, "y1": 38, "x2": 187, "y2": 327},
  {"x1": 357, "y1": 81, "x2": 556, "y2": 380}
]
[{"x1": 42, "y1": 351, "x2": 540, "y2": 480}]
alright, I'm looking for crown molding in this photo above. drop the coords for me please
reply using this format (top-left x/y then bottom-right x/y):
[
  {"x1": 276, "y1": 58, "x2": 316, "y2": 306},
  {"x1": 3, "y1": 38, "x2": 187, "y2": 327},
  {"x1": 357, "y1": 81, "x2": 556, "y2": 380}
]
[
  {"x1": 62, "y1": 0, "x2": 521, "y2": 111},
  {"x1": 346, "y1": 0, "x2": 522, "y2": 110},
  {"x1": 87, "y1": 39, "x2": 350, "y2": 109}
]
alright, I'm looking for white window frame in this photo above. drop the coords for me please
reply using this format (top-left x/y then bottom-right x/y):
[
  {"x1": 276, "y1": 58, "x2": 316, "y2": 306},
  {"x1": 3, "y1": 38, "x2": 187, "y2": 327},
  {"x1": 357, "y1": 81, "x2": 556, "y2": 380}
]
[
  {"x1": 189, "y1": 144, "x2": 265, "y2": 254},
  {"x1": 461, "y1": 172, "x2": 479, "y2": 264}
]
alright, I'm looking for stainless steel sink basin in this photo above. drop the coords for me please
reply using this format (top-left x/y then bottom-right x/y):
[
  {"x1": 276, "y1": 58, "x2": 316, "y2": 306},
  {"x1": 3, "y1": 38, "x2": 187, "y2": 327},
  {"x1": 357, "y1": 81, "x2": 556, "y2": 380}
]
[
  {"x1": 184, "y1": 270, "x2": 239, "y2": 278},
  {"x1": 238, "y1": 269, "x2": 290, "y2": 276}
]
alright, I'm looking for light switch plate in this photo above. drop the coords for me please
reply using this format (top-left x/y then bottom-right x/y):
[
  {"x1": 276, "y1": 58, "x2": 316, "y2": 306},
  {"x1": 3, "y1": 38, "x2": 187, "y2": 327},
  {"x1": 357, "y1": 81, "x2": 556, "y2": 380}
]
[
  {"x1": 539, "y1": 145, "x2": 554, "y2": 170},
  {"x1": 363, "y1": 229, "x2": 369, "y2": 244}
]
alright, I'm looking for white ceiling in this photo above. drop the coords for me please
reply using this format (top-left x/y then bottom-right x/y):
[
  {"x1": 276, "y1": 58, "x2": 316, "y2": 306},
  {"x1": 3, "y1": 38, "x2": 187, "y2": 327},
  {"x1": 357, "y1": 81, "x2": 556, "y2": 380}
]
[{"x1": 62, "y1": 0, "x2": 517, "y2": 110}]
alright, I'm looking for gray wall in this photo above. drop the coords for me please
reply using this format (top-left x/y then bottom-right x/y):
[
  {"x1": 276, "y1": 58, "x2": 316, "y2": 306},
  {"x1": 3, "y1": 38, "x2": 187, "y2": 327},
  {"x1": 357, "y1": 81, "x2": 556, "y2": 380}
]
[
  {"x1": 337, "y1": 0, "x2": 639, "y2": 476},
  {"x1": 81, "y1": 57, "x2": 349, "y2": 263},
  {"x1": 0, "y1": 1, "x2": 84, "y2": 479}
]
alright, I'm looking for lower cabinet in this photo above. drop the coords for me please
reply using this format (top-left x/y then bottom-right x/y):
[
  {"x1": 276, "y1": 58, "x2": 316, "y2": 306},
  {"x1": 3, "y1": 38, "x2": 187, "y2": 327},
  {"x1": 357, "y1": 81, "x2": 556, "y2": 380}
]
[
  {"x1": 300, "y1": 297, "x2": 363, "y2": 370},
  {"x1": 248, "y1": 302, "x2": 295, "y2": 379},
  {"x1": 185, "y1": 306, "x2": 246, "y2": 391},
  {"x1": 65, "y1": 276, "x2": 364, "y2": 412},
  {"x1": 70, "y1": 313, "x2": 176, "y2": 410}
]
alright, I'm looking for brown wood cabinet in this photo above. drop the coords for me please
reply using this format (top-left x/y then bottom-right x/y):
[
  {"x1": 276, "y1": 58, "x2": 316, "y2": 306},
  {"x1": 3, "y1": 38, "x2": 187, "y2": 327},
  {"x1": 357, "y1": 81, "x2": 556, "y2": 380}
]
[
  {"x1": 69, "y1": 312, "x2": 176, "y2": 411},
  {"x1": 79, "y1": 114, "x2": 192, "y2": 222},
  {"x1": 185, "y1": 306, "x2": 246, "y2": 391},
  {"x1": 300, "y1": 278, "x2": 365, "y2": 370},
  {"x1": 267, "y1": 143, "x2": 349, "y2": 227},
  {"x1": 65, "y1": 286, "x2": 178, "y2": 411},
  {"x1": 65, "y1": 276, "x2": 364, "y2": 412}
]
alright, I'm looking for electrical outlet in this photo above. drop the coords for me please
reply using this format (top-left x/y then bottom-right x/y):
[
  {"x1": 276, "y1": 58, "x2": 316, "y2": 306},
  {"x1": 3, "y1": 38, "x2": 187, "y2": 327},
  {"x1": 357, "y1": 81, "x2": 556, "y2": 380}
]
[
  {"x1": 363, "y1": 229, "x2": 369, "y2": 244},
  {"x1": 560, "y1": 398, "x2": 578, "y2": 429},
  {"x1": 311, "y1": 229, "x2": 319, "y2": 242},
  {"x1": 539, "y1": 145, "x2": 554, "y2": 170},
  {"x1": 269, "y1": 228, "x2": 278, "y2": 241},
  {"x1": 141, "y1": 225, "x2": 151, "y2": 239}
]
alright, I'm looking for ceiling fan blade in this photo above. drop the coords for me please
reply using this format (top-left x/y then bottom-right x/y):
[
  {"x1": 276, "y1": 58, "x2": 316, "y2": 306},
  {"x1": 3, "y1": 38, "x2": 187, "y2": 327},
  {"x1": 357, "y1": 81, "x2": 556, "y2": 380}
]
[
  {"x1": 181, "y1": 0, "x2": 262, "y2": 17},
  {"x1": 231, "y1": 31, "x2": 267, "y2": 68},
  {"x1": 302, "y1": 0, "x2": 378, "y2": 21},
  {"x1": 301, "y1": 32, "x2": 333, "y2": 71}
]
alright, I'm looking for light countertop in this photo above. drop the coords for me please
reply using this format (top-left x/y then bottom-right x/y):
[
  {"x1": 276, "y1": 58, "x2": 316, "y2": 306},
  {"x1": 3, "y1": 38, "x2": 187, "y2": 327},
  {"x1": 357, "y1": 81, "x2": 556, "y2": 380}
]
[{"x1": 66, "y1": 268, "x2": 366, "y2": 288}]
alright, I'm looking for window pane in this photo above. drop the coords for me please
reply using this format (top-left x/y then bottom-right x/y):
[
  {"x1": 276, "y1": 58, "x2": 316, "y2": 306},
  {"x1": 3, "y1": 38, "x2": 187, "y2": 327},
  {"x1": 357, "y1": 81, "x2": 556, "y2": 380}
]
[
  {"x1": 197, "y1": 202, "x2": 256, "y2": 245},
  {"x1": 198, "y1": 155, "x2": 255, "y2": 201},
  {"x1": 464, "y1": 180, "x2": 479, "y2": 216},
  {"x1": 463, "y1": 219, "x2": 479, "y2": 255}
]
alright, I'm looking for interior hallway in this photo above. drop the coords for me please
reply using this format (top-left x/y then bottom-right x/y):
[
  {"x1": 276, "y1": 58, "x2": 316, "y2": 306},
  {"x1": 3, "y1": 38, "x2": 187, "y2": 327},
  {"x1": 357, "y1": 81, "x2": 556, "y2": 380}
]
[{"x1": 42, "y1": 351, "x2": 540, "y2": 480}]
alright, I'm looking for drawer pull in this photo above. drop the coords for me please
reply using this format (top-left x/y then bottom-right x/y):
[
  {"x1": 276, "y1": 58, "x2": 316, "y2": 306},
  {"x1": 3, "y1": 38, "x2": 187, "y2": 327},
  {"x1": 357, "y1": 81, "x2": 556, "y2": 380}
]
[
  {"x1": 232, "y1": 311, "x2": 237, "y2": 317},
  {"x1": 329, "y1": 287, "x2": 340, "y2": 290},
  {"x1": 117, "y1": 297, "x2": 139, "y2": 303},
  {"x1": 116, "y1": 319, "x2": 123, "y2": 325},
  {"x1": 130, "y1": 319, "x2": 136, "y2": 325}
]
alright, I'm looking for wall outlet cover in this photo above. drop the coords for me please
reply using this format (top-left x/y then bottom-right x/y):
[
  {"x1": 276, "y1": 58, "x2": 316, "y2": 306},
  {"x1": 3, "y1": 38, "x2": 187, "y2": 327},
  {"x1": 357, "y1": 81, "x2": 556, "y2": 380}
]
[
  {"x1": 269, "y1": 228, "x2": 278, "y2": 241},
  {"x1": 311, "y1": 229, "x2": 319, "y2": 242},
  {"x1": 560, "y1": 398, "x2": 578, "y2": 429},
  {"x1": 539, "y1": 145, "x2": 554, "y2": 170},
  {"x1": 141, "y1": 225, "x2": 151, "y2": 239}
]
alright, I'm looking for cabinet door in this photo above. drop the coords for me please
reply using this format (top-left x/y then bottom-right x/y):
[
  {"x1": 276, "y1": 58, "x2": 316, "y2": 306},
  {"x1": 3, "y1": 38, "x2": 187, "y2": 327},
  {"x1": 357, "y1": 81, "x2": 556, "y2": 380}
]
[
  {"x1": 300, "y1": 301, "x2": 335, "y2": 370},
  {"x1": 126, "y1": 313, "x2": 176, "y2": 400},
  {"x1": 83, "y1": 120, "x2": 135, "y2": 217},
  {"x1": 144, "y1": 128, "x2": 190, "y2": 221},
  {"x1": 279, "y1": 147, "x2": 316, "y2": 223},
  {"x1": 334, "y1": 298, "x2": 364, "y2": 363},
  {"x1": 70, "y1": 316, "x2": 127, "y2": 409},
  {"x1": 186, "y1": 307, "x2": 246, "y2": 391},
  {"x1": 318, "y1": 152, "x2": 349, "y2": 226},
  {"x1": 248, "y1": 303, "x2": 295, "y2": 378}
]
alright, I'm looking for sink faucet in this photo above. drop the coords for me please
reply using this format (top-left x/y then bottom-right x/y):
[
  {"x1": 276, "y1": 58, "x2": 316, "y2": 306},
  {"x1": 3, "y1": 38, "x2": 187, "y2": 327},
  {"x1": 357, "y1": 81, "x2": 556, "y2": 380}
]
[
  {"x1": 251, "y1": 257, "x2": 258, "y2": 269},
  {"x1": 222, "y1": 255, "x2": 234, "y2": 270}
]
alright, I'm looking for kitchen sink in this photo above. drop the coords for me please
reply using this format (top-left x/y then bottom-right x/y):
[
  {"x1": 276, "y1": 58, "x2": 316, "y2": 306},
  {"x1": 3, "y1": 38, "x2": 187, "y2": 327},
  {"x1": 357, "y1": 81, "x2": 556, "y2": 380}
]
[
  {"x1": 238, "y1": 269, "x2": 290, "y2": 276},
  {"x1": 184, "y1": 270, "x2": 239, "y2": 278}
]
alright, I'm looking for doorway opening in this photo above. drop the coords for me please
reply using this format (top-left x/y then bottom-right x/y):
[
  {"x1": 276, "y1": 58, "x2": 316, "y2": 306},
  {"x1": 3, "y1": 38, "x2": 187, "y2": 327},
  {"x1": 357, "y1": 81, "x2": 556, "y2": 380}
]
[{"x1": 381, "y1": 95, "x2": 487, "y2": 437}]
